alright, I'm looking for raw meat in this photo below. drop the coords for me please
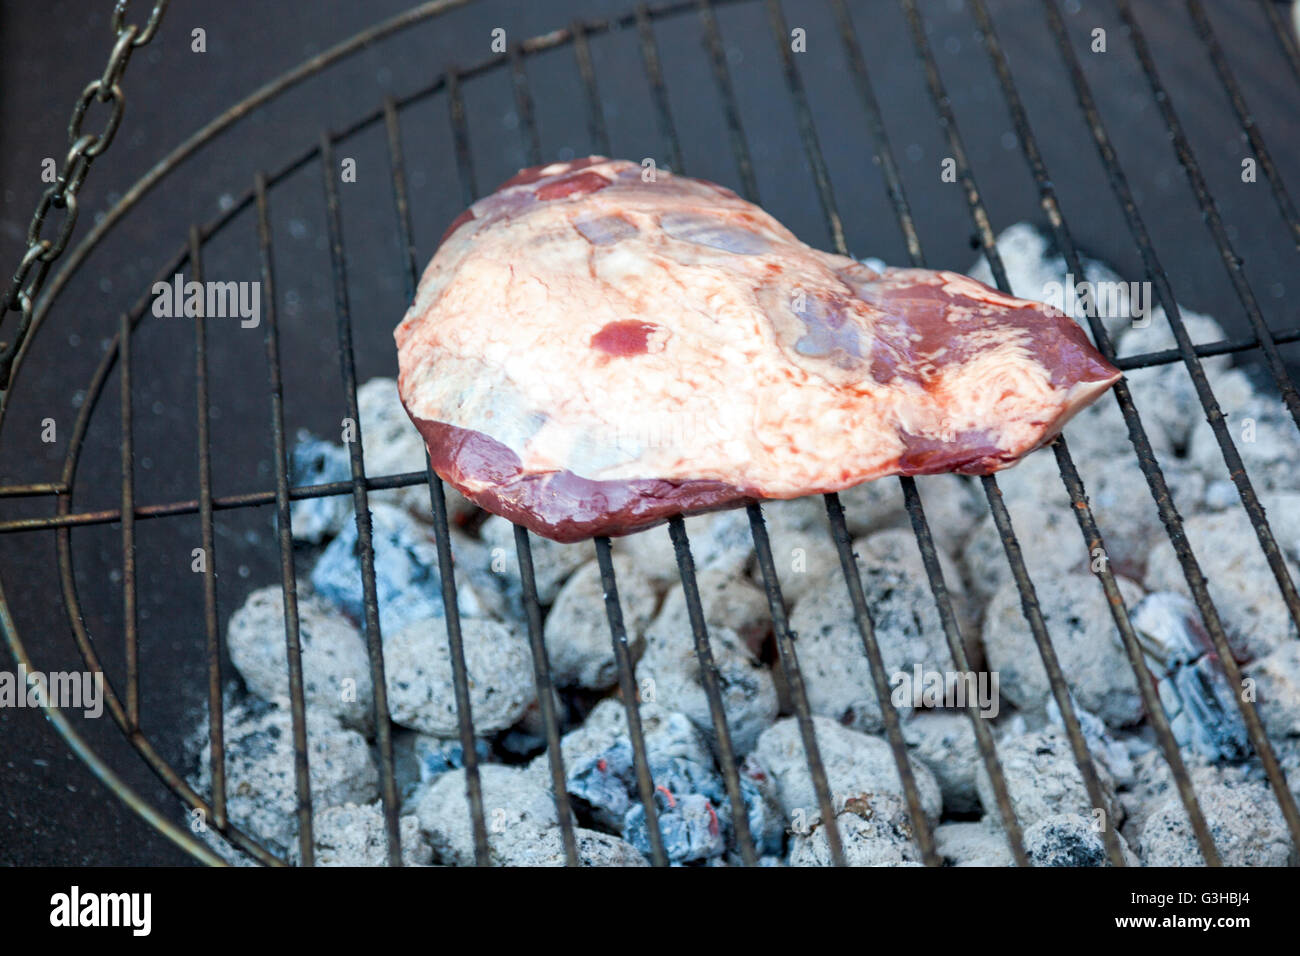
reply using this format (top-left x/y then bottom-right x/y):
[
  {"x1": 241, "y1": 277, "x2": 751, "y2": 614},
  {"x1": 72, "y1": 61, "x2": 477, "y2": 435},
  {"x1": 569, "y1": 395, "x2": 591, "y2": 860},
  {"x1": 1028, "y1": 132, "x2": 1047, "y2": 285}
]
[{"x1": 395, "y1": 157, "x2": 1120, "y2": 542}]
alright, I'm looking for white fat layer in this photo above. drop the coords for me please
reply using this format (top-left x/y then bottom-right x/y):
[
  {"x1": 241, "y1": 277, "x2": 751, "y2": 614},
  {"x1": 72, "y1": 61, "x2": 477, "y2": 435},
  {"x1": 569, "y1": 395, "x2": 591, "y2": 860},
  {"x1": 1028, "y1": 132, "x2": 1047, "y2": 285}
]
[{"x1": 397, "y1": 159, "x2": 1118, "y2": 494}]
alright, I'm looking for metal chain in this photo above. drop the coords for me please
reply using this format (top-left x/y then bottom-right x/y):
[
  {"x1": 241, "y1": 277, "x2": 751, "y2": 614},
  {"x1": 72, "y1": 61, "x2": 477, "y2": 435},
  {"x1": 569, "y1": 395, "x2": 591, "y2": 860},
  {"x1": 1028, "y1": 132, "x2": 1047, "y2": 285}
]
[{"x1": 0, "y1": 0, "x2": 170, "y2": 389}]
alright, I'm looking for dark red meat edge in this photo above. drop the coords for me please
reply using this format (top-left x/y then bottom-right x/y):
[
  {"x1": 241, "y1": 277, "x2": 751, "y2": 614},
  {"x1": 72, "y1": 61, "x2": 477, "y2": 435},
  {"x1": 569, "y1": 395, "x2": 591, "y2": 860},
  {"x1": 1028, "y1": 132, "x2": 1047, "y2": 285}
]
[{"x1": 408, "y1": 410, "x2": 1038, "y2": 542}]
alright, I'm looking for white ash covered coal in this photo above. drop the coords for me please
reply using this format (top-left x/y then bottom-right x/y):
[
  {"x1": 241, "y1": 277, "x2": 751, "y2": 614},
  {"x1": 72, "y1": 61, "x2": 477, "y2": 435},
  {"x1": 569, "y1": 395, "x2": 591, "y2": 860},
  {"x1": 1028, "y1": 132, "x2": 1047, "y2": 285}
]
[
  {"x1": 1246, "y1": 642, "x2": 1300, "y2": 739},
  {"x1": 289, "y1": 804, "x2": 431, "y2": 867},
  {"x1": 287, "y1": 381, "x2": 478, "y2": 546},
  {"x1": 410, "y1": 761, "x2": 654, "y2": 866},
  {"x1": 1045, "y1": 697, "x2": 1137, "y2": 788},
  {"x1": 354, "y1": 378, "x2": 445, "y2": 517},
  {"x1": 650, "y1": 567, "x2": 771, "y2": 658},
  {"x1": 839, "y1": 473, "x2": 986, "y2": 556},
  {"x1": 761, "y1": 526, "x2": 844, "y2": 606},
  {"x1": 1122, "y1": 754, "x2": 1292, "y2": 866},
  {"x1": 940, "y1": 797, "x2": 1139, "y2": 868},
  {"x1": 754, "y1": 716, "x2": 943, "y2": 830},
  {"x1": 1186, "y1": 367, "x2": 1300, "y2": 496},
  {"x1": 1117, "y1": 307, "x2": 1233, "y2": 456},
  {"x1": 287, "y1": 432, "x2": 352, "y2": 544},
  {"x1": 479, "y1": 514, "x2": 594, "y2": 606},
  {"x1": 854, "y1": 528, "x2": 969, "y2": 603},
  {"x1": 416, "y1": 765, "x2": 568, "y2": 866},
  {"x1": 527, "y1": 700, "x2": 784, "y2": 864},
  {"x1": 981, "y1": 571, "x2": 1144, "y2": 729},
  {"x1": 973, "y1": 728, "x2": 1120, "y2": 833},
  {"x1": 187, "y1": 696, "x2": 378, "y2": 863},
  {"x1": 1144, "y1": 501, "x2": 1300, "y2": 662},
  {"x1": 902, "y1": 711, "x2": 982, "y2": 815},
  {"x1": 787, "y1": 561, "x2": 955, "y2": 735},
  {"x1": 788, "y1": 790, "x2": 925, "y2": 867},
  {"x1": 383, "y1": 615, "x2": 536, "y2": 737},
  {"x1": 962, "y1": 487, "x2": 1095, "y2": 604},
  {"x1": 966, "y1": 441, "x2": 1205, "y2": 588},
  {"x1": 227, "y1": 583, "x2": 374, "y2": 732},
  {"x1": 186, "y1": 214, "x2": 1300, "y2": 865},
  {"x1": 544, "y1": 555, "x2": 657, "y2": 690},
  {"x1": 1023, "y1": 813, "x2": 1138, "y2": 867},
  {"x1": 637, "y1": 623, "x2": 778, "y2": 758},
  {"x1": 934, "y1": 820, "x2": 1015, "y2": 866},
  {"x1": 610, "y1": 509, "x2": 755, "y2": 589},
  {"x1": 520, "y1": 828, "x2": 653, "y2": 867}
]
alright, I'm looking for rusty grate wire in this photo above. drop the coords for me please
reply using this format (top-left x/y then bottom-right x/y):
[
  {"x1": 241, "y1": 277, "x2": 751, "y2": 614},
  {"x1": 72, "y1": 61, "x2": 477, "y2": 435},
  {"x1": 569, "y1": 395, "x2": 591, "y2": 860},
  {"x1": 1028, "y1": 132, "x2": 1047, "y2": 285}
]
[{"x1": 1, "y1": 0, "x2": 1299, "y2": 867}]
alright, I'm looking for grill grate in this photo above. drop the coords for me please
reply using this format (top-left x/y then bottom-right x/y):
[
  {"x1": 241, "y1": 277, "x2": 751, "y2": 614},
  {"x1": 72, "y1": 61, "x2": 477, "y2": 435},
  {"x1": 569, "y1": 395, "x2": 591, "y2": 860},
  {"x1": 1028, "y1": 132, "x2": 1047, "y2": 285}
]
[{"x1": 1, "y1": 0, "x2": 1299, "y2": 867}]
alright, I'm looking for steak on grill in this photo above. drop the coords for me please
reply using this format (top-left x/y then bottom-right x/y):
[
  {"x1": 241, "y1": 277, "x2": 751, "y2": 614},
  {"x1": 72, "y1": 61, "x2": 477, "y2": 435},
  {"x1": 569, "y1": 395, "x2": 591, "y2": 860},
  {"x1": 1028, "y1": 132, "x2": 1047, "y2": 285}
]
[{"x1": 395, "y1": 157, "x2": 1121, "y2": 542}]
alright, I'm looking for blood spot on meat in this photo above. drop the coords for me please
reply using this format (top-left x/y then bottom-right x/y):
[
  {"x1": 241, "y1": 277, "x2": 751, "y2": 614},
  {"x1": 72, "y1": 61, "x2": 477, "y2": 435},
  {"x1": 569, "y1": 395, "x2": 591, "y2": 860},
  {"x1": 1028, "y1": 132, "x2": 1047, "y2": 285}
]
[
  {"x1": 591, "y1": 320, "x2": 659, "y2": 356},
  {"x1": 536, "y1": 170, "x2": 611, "y2": 201}
]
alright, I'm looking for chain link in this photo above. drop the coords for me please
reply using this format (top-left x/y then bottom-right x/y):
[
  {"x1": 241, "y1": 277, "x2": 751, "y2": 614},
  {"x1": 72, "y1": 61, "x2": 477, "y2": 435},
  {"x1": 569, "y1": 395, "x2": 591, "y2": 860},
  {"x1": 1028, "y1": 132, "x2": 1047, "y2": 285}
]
[{"x1": 0, "y1": 0, "x2": 170, "y2": 389}]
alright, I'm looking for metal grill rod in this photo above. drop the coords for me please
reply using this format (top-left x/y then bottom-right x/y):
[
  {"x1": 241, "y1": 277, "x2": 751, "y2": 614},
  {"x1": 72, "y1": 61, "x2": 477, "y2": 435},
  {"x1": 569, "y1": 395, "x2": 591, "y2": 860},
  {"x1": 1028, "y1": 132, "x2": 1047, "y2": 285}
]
[
  {"x1": 513, "y1": 524, "x2": 582, "y2": 865},
  {"x1": 823, "y1": 491, "x2": 942, "y2": 866},
  {"x1": 636, "y1": 4, "x2": 685, "y2": 178},
  {"x1": 1261, "y1": 0, "x2": 1300, "y2": 85},
  {"x1": 187, "y1": 228, "x2": 233, "y2": 841},
  {"x1": 119, "y1": 311, "x2": 140, "y2": 734},
  {"x1": 961, "y1": 0, "x2": 1228, "y2": 865},
  {"x1": 253, "y1": 174, "x2": 315, "y2": 862},
  {"x1": 573, "y1": 21, "x2": 611, "y2": 159},
  {"x1": 0, "y1": 483, "x2": 66, "y2": 497},
  {"x1": 667, "y1": 516, "x2": 761, "y2": 866},
  {"x1": 496, "y1": 47, "x2": 670, "y2": 866},
  {"x1": 595, "y1": 537, "x2": 670, "y2": 867},
  {"x1": 698, "y1": 0, "x2": 847, "y2": 866},
  {"x1": 746, "y1": 502, "x2": 847, "y2": 863},
  {"x1": 900, "y1": 0, "x2": 1140, "y2": 867},
  {"x1": 46, "y1": 243, "x2": 285, "y2": 865},
  {"x1": 319, "y1": 133, "x2": 405, "y2": 865},
  {"x1": 1187, "y1": 0, "x2": 1299, "y2": 251},
  {"x1": 0, "y1": 473, "x2": 426, "y2": 534},
  {"x1": 575, "y1": 19, "x2": 762, "y2": 865},
  {"x1": 829, "y1": 0, "x2": 1030, "y2": 865},
  {"x1": 1041, "y1": 0, "x2": 1300, "y2": 852},
  {"x1": 1113, "y1": 328, "x2": 1300, "y2": 370},
  {"x1": 1119, "y1": 0, "x2": 1300, "y2": 431},
  {"x1": 764, "y1": 0, "x2": 939, "y2": 868}
]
